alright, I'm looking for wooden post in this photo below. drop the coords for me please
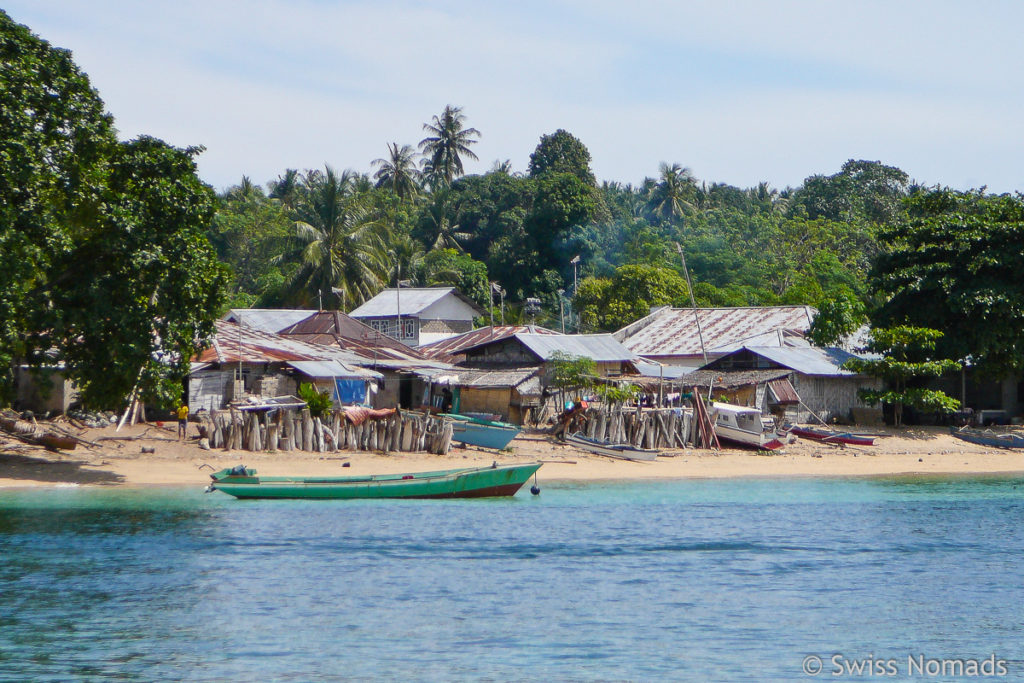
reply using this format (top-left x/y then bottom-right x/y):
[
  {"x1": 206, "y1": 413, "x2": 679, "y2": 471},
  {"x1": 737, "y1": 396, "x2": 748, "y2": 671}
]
[
  {"x1": 249, "y1": 413, "x2": 262, "y2": 451},
  {"x1": 314, "y1": 416, "x2": 325, "y2": 452},
  {"x1": 439, "y1": 422, "x2": 453, "y2": 454},
  {"x1": 301, "y1": 409, "x2": 313, "y2": 451},
  {"x1": 268, "y1": 423, "x2": 279, "y2": 452}
]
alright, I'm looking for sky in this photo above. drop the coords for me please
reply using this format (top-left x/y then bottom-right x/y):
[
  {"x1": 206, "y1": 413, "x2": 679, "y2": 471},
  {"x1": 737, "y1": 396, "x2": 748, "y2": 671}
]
[{"x1": 7, "y1": 1, "x2": 1024, "y2": 194}]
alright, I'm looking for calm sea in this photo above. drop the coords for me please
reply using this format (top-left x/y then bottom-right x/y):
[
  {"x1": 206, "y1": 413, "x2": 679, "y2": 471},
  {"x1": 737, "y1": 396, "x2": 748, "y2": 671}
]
[{"x1": 2, "y1": 476, "x2": 1023, "y2": 682}]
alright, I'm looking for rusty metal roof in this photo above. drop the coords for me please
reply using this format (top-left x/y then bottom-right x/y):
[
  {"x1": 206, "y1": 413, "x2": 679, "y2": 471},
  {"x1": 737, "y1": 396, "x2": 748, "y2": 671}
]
[
  {"x1": 614, "y1": 306, "x2": 816, "y2": 358},
  {"x1": 278, "y1": 311, "x2": 428, "y2": 363},
  {"x1": 196, "y1": 319, "x2": 372, "y2": 366},
  {"x1": 418, "y1": 325, "x2": 560, "y2": 361}
]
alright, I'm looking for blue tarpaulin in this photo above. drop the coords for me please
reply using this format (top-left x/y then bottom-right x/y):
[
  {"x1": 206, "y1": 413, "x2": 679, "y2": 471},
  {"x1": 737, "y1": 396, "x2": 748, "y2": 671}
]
[{"x1": 335, "y1": 379, "x2": 366, "y2": 405}]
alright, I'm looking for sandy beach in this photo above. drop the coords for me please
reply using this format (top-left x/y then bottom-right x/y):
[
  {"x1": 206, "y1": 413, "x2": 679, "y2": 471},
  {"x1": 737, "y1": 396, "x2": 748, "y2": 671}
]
[{"x1": 4, "y1": 420, "x2": 1024, "y2": 489}]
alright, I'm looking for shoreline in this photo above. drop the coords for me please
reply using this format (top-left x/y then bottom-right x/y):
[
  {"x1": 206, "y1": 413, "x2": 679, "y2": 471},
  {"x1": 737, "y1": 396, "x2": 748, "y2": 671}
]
[{"x1": 3, "y1": 422, "x2": 1024, "y2": 489}]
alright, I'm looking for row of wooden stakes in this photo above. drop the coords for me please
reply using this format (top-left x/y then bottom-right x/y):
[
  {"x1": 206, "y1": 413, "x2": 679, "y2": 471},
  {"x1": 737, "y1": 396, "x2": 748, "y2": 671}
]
[
  {"x1": 197, "y1": 408, "x2": 456, "y2": 455},
  {"x1": 578, "y1": 405, "x2": 700, "y2": 450}
]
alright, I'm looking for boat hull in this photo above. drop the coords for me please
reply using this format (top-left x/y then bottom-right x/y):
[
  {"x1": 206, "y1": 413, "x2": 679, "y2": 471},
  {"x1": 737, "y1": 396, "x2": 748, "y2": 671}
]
[
  {"x1": 445, "y1": 415, "x2": 521, "y2": 450},
  {"x1": 714, "y1": 424, "x2": 792, "y2": 451},
  {"x1": 566, "y1": 433, "x2": 659, "y2": 461},
  {"x1": 209, "y1": 463, "x2": 541, "y2": 500},
  {"x1": 786, "y1": 425, "x2": 875, "y2": 446},
  {"x1": 951, "y1": 427, "x2": 1024, "y2": 449}
]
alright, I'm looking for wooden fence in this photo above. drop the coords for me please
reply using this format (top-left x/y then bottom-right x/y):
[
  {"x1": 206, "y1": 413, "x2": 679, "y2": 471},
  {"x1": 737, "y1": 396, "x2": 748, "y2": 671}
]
[
  {"x1": 198, "y1": 408, "x2": 454, "y2": 455},
  {"x1": 570, "y1": 405, "x2": 698, "y2": 450}
]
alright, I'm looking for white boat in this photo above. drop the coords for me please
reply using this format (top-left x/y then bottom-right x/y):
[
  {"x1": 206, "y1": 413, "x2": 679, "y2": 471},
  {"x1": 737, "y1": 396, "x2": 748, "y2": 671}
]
[
  {"x1": 566, "y1": 432, "x2": 659, "y2": 461},
  {"x1": 710, "y1": 402, "x2": 796, "y2": 451}
]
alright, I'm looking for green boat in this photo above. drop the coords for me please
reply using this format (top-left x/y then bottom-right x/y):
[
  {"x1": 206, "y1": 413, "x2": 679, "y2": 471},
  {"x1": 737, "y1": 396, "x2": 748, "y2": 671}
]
[{"x1": 206, "y1": 462, "x2": 542, "y2": 500}]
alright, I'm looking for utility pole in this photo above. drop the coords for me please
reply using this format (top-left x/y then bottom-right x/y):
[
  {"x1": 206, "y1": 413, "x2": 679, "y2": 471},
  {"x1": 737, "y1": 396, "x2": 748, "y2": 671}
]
[
  {"x1": 557, "y1": 289, "x2": 565, "y2": 333},
  {"x1": 570, "y1": 255, "x2": 580, "y2": 332},
  {"x1": 675, "y1": 242, "x2": 708, "y2": 366},
  {"x1": 395, "y1": 262, "x2": 401, "y2": 342}
]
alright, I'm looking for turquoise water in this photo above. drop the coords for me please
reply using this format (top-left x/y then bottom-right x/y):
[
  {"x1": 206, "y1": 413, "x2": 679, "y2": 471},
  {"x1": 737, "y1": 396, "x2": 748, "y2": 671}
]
[{"x1": 2, "y1": 477, "x2": 1023, "y2": 681}]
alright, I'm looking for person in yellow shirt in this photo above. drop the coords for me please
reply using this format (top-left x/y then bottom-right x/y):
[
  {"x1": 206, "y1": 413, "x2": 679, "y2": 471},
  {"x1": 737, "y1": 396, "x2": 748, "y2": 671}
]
[{"x1": 177, "y1": 403, "x2": 189, "y2": 440}]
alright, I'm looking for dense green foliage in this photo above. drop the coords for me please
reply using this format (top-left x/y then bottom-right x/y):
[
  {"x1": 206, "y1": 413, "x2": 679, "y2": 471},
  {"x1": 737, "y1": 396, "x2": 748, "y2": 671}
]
[
  {"x1": 1, "y1": 11, "x2": 226, "y2": 408},
  {"x1": 1, "y1": 11, "x2": 115, "y2": 400},
  {"x1": 870, "y1": 189, "x2": 1024, "y2": 377},
  {"x1": 298, "y1": 382, "x2": 333, "y2": 418},
  {"x1": 46, "y1": 137, "x2": 228, "y2": 408},
  {"x1": 843, "y1": 327, "x2": 961, "y2": 426},
  {"x1": 575, "y1": 264, "x2": 690, "y2": 332}
]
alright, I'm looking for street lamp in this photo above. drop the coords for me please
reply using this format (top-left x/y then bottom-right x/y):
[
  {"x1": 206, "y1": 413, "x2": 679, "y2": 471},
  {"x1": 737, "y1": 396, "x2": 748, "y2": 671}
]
[
  {"x1": 491, "y1": 282, "x2": 505, "y2": 326},
  {"x1": 525, "y1": 297, "x2": 541, "y2": 325}
]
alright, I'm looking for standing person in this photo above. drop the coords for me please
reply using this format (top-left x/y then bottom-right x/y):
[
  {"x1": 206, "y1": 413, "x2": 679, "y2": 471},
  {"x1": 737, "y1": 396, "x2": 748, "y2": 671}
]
[{"x1": 177, "y1": 403, "x2": 189, "y2": 440}]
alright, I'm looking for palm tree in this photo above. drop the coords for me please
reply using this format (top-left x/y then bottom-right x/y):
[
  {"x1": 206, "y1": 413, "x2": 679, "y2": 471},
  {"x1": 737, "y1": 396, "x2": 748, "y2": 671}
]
[
  {"x1": 421, "y1": 189, "x2": 471, "y2": 251},
  {"x1": 268, "y1": 168, "x2": 300, "y2": 208},
  {"x1": 648, "y1": 162, "x2": 698, "y2": 221},
  {"x1": 372, "y1": 142, "x2": 421, "y2": 200},
  {"x1": 748, "y1": 180, "x2": 788, "y2": 214},
  {"x1": 418, "y1": 105, "x2": 480, "y2": 189},
  {"x1": 275, "y1": 166, "x2": 390, "y2": 308}
]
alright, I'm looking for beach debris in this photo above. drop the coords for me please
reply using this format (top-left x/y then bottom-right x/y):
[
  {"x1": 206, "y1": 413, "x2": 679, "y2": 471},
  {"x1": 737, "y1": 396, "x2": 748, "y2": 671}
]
[{"x1": 0, "y1": 413, "x2": 77, "y2": 451}]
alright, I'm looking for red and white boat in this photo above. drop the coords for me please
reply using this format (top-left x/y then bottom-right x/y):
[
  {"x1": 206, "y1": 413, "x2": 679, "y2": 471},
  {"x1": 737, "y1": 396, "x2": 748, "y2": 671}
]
[
  {"x1": 784, "y1": 424, "x2": 875, "y2": 446},
  {"x1": 711, "y1": 402, "x2": 796, "y2": 451}
]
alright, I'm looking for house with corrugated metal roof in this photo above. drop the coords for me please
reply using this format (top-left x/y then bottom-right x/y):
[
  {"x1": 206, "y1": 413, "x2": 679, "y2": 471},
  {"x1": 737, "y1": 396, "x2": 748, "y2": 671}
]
[
  {"x1": 699, "y1": 345, "x2": 883, "y2": 424},
  {"x1": 418, "y1": 325, "x2": 561, "y2": 363},
  {"x1": 614, "y1": 305, "x2": 816, "y2": 369},
  {"x1": 276, "y1": 310, "x2": 458, "y2": 410},
  {"x1": 189, "y1": 319, "x2": 383, "y2": 413},
  {"x1": 458, "y1": 333, "x2": 639, "y2": 377},
  {"x1": 348, "y1": 287, "x2": 486, "y2": 347},
  {"x1": 424, "y1": 332, "x2": 638, "y2": 424}
]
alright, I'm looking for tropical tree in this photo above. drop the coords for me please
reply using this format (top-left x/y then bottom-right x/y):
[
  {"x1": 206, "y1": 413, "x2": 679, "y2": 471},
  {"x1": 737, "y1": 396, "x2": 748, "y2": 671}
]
[
  {"x1": 371, "y1": 142, "x2": 421, "y2": 200},
  {"x1": 45, "y1": 137, "x2": 229, "y2": 408},
  {"x1": 418, "y1": 189, "x2": 471, "y2": 251},
  {"x1": 871, "y1": 189, "x2": 1024, "y2": 377},
  {"x1": 273, "y1": 166, "x2": 389, "y2": 308},
  {"x1": 528, "y1": 129, "x2": 596, "y2": 185},
  {"x1": 268, "y1": 168, "x2": 301, "y2": 208},
  {"x1": 547, "y1": 351, "x2": 596, "y2": 401},
  {"x1": 422, "y1": 248, "x2": 490, "y2": 308},
  {"x1": 418, "y1": 104, "x2": 480, "y2": 189},
  {"x1": 648, "y1": 163, "x2": 697, "y2": 222},
  {"x1": 0, "y1": 10, "x2": 116, "y2": 400},
  {"x1": 209, "y1": 177, "x2": 291, "y2": 307},
  {"x1": 572, "y1": 264, "x2": 689, "y2": 332},
  {"x1": 843, "y1": 326, "x2": 961, "y2": 426}
]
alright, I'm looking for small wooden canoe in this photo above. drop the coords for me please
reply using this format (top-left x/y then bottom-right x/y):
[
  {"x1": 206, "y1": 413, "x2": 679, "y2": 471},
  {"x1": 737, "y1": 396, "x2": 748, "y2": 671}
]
[
  {"x1": 207, "y1": 462, "x2": 542, "y2": 500},
  {"x1": 950, "y1": 427, "x2": 1024, "y2": 449},
  {"x1": 785, "y1": 424, "x2": 876, "y2": 446},
  {"x1": 566, "y1": 433, "x2": 659, "y2": 461}
]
